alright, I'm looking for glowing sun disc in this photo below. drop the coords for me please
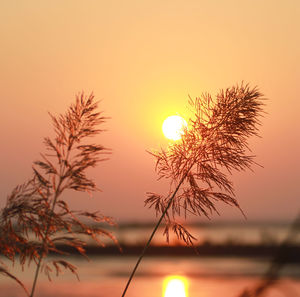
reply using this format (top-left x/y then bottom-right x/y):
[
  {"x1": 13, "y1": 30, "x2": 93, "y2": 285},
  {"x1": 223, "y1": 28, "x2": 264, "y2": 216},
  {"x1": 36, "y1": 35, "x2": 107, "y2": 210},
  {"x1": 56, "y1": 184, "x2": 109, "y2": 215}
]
[
  {"x1": 162, "y1": 115, "x2": 187, "y2": 140},
  {"x1": 163, "y1": 275, "x2": 188, "y2": 297}
]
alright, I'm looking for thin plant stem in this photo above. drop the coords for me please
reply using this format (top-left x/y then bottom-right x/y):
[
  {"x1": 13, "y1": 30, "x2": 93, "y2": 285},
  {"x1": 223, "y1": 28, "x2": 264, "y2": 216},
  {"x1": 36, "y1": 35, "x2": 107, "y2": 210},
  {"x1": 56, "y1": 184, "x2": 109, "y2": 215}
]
[
  {"x1": 121, "y1": 164, "x2": 193, "y2": 297},
  {"x1": 29, "y1": 181, "x2": 62, "y2": 297}
]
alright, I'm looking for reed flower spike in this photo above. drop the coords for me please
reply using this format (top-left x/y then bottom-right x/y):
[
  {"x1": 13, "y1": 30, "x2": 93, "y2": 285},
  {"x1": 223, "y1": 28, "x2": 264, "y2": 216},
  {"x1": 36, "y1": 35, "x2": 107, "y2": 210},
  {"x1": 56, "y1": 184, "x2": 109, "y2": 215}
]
[
  {"x1": 0, "y1": 93, "x2": 117, "y2": 297},
  {"x1": 121, "y1": 82, "x2": 265, "y2": 297}
]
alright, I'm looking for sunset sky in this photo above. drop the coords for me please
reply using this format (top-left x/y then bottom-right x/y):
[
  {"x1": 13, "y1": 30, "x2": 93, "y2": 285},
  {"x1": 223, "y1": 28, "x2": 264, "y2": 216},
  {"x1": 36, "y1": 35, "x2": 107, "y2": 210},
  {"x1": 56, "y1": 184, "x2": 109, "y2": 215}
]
[{"x1": 0, "y1": 1, "x2": 299, "y2": 223}]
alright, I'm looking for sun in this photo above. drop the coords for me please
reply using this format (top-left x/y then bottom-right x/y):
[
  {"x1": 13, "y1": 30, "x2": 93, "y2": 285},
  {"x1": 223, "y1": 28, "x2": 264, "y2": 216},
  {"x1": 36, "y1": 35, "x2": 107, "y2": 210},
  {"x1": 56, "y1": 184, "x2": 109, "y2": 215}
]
[
  {"x1": 163, "y1": 275, "x2": 189, "y2": 297},
  {"x1": 162, "y1": 115, "x2": 187, "y2": 141}
]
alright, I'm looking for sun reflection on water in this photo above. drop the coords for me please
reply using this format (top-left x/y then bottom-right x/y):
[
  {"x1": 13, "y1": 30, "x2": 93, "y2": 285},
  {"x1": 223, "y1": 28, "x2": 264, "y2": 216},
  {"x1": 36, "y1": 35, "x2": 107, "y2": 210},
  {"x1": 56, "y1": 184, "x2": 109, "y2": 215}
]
[{"x1": 163, "y1": 275, "x2": 189, "y2": 297}]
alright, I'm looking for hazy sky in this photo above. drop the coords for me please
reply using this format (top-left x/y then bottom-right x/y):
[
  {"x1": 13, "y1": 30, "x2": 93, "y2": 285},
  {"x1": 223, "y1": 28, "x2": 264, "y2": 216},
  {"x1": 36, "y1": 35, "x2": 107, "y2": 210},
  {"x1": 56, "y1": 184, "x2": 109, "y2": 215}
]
[{"x1": 1, "y1": 0, "x2": 299, "y2": 223}]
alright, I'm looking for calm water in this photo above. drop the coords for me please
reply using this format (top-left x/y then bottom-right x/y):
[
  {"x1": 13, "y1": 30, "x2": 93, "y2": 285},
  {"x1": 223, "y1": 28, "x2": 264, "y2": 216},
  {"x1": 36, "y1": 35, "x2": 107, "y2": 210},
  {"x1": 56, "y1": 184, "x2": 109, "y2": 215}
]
[
  {"x1": 1, "y1": 223, "x2": 299, "y2": 297},
  {"x1": 1, "y1": 255, "x2": 299, "y2": 297}
]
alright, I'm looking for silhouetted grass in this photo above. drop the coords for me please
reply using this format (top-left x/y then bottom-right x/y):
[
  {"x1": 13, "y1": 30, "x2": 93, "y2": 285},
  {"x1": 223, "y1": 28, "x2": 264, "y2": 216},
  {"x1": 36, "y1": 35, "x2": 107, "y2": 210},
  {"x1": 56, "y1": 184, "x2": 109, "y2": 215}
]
[
  {"x1": 122, "y1": 82, "x2": 266, "y2": 296},
  {"x1": 0, "y1": 93, "x2": 117, "y2": 297}
]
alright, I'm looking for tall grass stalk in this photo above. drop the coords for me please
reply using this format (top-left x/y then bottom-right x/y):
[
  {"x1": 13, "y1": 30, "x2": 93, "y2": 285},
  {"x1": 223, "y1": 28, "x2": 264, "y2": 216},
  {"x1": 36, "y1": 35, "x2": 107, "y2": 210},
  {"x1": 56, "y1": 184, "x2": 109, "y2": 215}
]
[
  {"x1": 0, "y1": 93, "x2": 117, "y2": 297},
  {"x1": 121, "y1": 83, "x2": 265, "y2": 296}
]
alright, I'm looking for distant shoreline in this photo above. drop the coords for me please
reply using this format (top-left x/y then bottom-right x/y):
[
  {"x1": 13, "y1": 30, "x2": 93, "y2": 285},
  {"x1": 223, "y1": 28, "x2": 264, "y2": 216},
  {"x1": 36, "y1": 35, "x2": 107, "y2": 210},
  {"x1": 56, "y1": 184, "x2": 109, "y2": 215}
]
[
  {"x1": 52, "y1": 243, "x2": 300, "y2": 262},
  {"x1": 103, "y1": 220, "x2": 296, "y2": 229}
]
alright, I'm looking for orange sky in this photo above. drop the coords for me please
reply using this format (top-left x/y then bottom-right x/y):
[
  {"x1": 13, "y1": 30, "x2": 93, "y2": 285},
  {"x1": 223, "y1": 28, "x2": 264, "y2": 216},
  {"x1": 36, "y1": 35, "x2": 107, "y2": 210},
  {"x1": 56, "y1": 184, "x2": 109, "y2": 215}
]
[{"x1": 0, "y1": 1, "x2": 299, "y2": 222}]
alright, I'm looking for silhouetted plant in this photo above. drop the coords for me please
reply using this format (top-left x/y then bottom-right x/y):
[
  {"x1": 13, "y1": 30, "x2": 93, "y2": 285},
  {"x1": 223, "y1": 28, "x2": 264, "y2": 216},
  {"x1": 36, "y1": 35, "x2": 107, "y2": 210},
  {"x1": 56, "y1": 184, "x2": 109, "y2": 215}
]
[
  {"x1": 237, "y1": 213, "x2": 300, "y2": 297},
  {"x1": 0, "y1": 93, "x2": 117, "y2": 297},
  {"x1": 121, "y1": 83, "x2": 265, "y2": 296}
]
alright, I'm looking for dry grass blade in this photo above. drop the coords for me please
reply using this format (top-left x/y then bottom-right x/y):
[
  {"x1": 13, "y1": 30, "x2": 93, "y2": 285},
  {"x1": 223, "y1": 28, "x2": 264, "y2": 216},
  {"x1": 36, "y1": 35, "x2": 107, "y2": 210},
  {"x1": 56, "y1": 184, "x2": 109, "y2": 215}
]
[
  {"x1": 0, "y1": 264, "x2": 29, "y2": 296},
  {"x1": 42, "y1": 260, "x2": 79, "y2": 282}
]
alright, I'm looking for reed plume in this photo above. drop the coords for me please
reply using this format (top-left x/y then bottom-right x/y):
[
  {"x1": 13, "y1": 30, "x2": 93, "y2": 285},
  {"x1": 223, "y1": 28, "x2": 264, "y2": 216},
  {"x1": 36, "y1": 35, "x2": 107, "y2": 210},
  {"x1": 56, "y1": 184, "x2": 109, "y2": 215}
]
[
  {"x1": 0, "y1": 93, "x2": 116, "y2": 297},
  {"x1": 121, "y1": 82, "x2": 265, "y2": 296}
]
